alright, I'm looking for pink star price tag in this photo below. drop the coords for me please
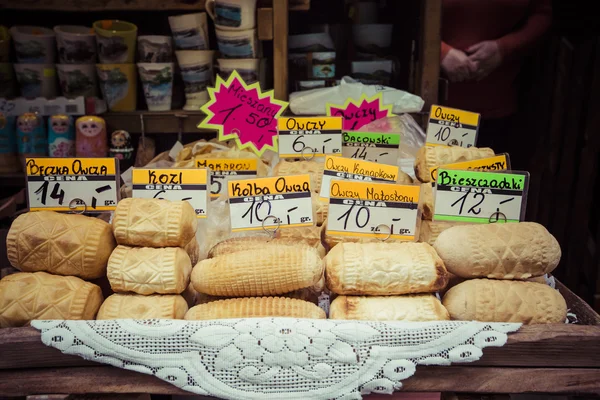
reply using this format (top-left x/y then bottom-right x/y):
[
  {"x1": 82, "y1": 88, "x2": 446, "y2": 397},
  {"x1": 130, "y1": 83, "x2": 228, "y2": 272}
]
[
  {"x1": 198, "y1": 71, "x2": 289, "y2": 156},
  {"x1": 326, "y1": 93, "x2": 394, "y2": 131}
]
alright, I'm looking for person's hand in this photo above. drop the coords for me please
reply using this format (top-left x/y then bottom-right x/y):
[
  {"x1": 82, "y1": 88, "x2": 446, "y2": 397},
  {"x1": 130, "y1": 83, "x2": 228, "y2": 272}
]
[
  {"x1": 441, "y1": 48, "x2": 478, "y2": 83},
  {"x1": 467, "y1": 41, "x2": 502, "y2": 81}
]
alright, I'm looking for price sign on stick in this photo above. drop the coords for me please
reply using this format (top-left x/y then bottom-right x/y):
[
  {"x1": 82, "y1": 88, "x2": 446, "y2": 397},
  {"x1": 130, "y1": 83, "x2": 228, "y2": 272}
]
[
  {"x1": 326, "y1": 93, "x2": 394, "y2": 131},
  {"x1": 196, "y1": 158, "x2": 258, "y2": 198},
  {"x1": 198, "y1": 70, "x2": 289, "y2": 156},
  {"x1": 429, "y1": 154, "x2": 510, "y2": 182},
  {"x1": 433, "y1": 169, "x2": 529, "y2": 223},
  {"x1": 320, "y1": 155, "x2": 400, "y2": 199},
  {"x1": 132, "y1": 168, "x2": 209, "y2": 218},
  {"x1": 342, "y1": 131, "x2": 400, "y2": 166},
  {"x1": 228, "y1": 175, "x2": 314, "y2": 232},
  {"x1": 327, "y1": 180, "x2": 421, "y2": 241},
  {"x1": 426, "y1": 105, "x2": 481, "y2": 148},
  {"x1": 277, "y1": 116, "x2": 343, "y2": 158},
  {"x1": 25, "y1": 158, "x2": 119, "y2": 212}
]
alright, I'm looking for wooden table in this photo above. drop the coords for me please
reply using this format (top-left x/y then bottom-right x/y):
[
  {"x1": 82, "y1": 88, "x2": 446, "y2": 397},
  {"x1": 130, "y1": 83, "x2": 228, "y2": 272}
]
[{"x1": 0, "y1": 281, "x2": 599, "y2": 397}]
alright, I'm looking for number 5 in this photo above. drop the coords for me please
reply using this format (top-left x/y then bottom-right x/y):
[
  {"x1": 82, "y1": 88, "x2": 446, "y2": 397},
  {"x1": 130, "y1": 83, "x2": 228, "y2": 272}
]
[{"x1": 210, "y1": 175, "x2": 222, "y2": 195}]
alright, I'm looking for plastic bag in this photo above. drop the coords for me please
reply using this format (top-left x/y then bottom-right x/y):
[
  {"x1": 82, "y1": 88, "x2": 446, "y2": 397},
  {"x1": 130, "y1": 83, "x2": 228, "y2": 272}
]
[
  {"x1": 357, "y1": 114, "x2": 425, "y2": 178},
  {"x1": 289, "y1": 76, "x2": 425, "y2": 115}
]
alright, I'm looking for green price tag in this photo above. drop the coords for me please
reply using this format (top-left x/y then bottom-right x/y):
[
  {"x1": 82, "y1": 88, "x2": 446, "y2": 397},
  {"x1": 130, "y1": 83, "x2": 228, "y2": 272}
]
[
  {"x1": 342, "y1": 131, "x2": 400, "y2": 165},
  {"x1": 433, "y1": 168, "x2": 529, "y2": 223}
]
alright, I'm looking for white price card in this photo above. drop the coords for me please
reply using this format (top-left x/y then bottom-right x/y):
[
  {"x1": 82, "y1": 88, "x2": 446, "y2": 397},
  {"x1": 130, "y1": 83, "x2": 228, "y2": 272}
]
[
  {"x1": 277, "y1": 116, "x2": 343, "y2": 158},
  {"x1": 228, "y1": 175, "x2": 314, "y2": 232},
  {"x1": 132, "y1": 168, "x2": 209, "y2": 218},
  {"x1": 196, "y1": 157, "x2": 258, "y2": 198},
  {"x1": 320, "y1": 155, "x2": 400, "y2": 199},
  {"x1": 327, "y1": 180, "x2": 421, "y2": 241},
  {"x1": 25, "y1": 158, "x2": 119, "y2": 212},
  {"x1": 426, "y1": 105, "x2": 481, "y2": 148},
  {"x1": 342, "y1": 131, "x2": 400, "y2": 166},
  {"x1": 433, "y1": 168, "x2": 529, "y2": 223}
]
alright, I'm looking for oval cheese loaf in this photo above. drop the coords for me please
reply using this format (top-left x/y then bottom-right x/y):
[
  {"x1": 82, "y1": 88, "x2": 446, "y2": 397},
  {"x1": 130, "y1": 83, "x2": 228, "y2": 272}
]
[
  {"x1": 107, "y1": 246, "x2": 192, "y2": 295},
  {"x1": 7, "y1": 211, "x2": 116, "y2": 279},
  {"x1": 192, "y1": 245, "x2": 323, "y2": 296},
  {"x1": 330, "y1": 295, "x2": 449, "y2": 321},
  {"x1": 414, "y1": 145, "x2": 495, "y2": 183},
  {"x1": 433, "y1": 222, "x2": 561, "y2": 279},
  {"x1": 185, "y1": 297, "x2": 326, "y2": 320},
  {"x1": 97, "y1": 293, "x2": 188, "y2": 319},
  {"x1": 325, "y1": 242, "x2": 449, "y2": 295},
  {"x1": 0, "y1": 272, "x2": 104, "y2": 327},
  {"x1": 112, "y1": 198, "x2": 197, "y2": 248},
  {"x1": 443, "y1": 279, "x2": 567, "y2": 324}
]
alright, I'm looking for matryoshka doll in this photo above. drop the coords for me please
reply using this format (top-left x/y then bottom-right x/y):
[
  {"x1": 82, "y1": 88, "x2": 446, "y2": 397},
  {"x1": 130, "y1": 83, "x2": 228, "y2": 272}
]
[
  {"x1": 48, "y1": 114, "x2": 75, "y2": 157},
  {"x1": 109, "y1": 130, "x2": 134, "y2": 169},
  {"x1": 76, "y1": 116, "x2": 108, "y2": 157},
  {"x1": 0, "y1": 113, "x2": 20, "y2": 173},
  {"x1": 16, "y1": 113, "x2": 47, "y2": 165}
]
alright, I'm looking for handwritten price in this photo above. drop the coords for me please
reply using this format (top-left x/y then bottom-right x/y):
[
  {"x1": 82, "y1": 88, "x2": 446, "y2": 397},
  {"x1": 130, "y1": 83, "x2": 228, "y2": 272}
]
[{"x1": 33, "y1": 181, "x2": 114, "y2": 209}]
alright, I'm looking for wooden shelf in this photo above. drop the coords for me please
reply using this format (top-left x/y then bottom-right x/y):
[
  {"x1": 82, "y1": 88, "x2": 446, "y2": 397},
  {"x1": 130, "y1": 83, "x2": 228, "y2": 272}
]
[
  {"x1": 0, "y1": 281, "x2": 598, "y2": 396},
  {"x1": 0, "y1": 173, "x2": 26, "y2": 187},
  {"x1": 0, "y1": 0, "x2": 309, "y2": 11},
  {"x1": 102, "y1": 110, "x2": 215, "y2": 135}
]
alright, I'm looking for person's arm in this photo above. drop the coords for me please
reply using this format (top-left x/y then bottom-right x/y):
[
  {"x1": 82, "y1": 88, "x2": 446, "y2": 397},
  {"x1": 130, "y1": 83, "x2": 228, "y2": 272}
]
[
  {"x1": 441, "y1": 41, "x2": 453, "y2": 61},
  {"x1": 496, "y1": 0, "x2": 552, "y2": 62}
]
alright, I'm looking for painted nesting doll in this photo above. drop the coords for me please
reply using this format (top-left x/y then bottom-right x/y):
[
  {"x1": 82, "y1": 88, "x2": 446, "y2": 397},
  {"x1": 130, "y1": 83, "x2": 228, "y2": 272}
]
[
  {"x1": 76, "y1": 116, "x2": 108, "y2": 157},
  {"x1": 109, "y1": 129, "x2": 134, "y2": 170},
  {"x1": 48, "y1": 114, "x2": 75, "y2": 157},
  {"x1": 0, "y1": 113, "x2": 20, "y2": 173},
  {"x1": 16, "y1": 113, "x2": 47, "y2": 159}
]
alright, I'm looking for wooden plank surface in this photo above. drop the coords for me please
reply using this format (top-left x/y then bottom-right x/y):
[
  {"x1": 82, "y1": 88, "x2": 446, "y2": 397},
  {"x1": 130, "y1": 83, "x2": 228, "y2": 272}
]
[
  {"x1": 257, "y1": 8, "x2": 274, "y2": 40},
  {"x1": 416, "y1": 0, "x2": 441, "y2": 108},
  {"x1": 1, "y1": 366, "x2": 599, "y2": 396},
  {"x1": 2, "y1": 321, "x2": 599, "y2": 371},
  {"x1": 273, "y1": 0, "x2": 289, "y2": 101},
  {"x1": 103, "y1": 111, "x2": 215, "y2": 135}
]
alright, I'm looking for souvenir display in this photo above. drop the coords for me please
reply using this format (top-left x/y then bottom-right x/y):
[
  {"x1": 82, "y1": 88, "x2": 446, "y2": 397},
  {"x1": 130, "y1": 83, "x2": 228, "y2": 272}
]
[
  {"x1": 47, "y1": 114, "x2": 75, "y2": 157},
  {"x1": 109, "y1": 129, "x2": 134, "y2": 160},
  {"x1": 16, "y1": 112, "x2": 46, "y2": 159},
  {"x1": 75, "y1": 115, "x2": 108, "y2": 157}
]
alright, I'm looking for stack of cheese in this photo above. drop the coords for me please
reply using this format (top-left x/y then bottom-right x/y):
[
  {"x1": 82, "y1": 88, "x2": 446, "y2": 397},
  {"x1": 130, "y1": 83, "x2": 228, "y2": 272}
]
[
  {"x1": 0, "y1": 211, "x2": 114, "y2": 327},
  {"x1": 436, "y1": 222, "x2": 568, "y2": 324},
  {"x1": 97, "y1": 198, "x2": 199, "y2": 320},
  {"x1": 325, "y1": 242, "x2": 451, "y2": 321},
  {"x1": 186, "y1": 239, "x2": 326, "y2": 320},
  {"x1": 413, "y1": 145, "x2": 494, "y2": 244}
]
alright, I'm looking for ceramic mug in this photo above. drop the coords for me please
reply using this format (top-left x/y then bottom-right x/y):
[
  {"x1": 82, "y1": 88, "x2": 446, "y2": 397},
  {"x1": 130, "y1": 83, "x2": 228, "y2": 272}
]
[
  {"x1": 96, "y1": 63, "x2": 137, "y2": 111},
  {"x1": 93, "y1": 20, "x2": 138, "y2": 64},
  {"x1": 215, "y1": 28, "x2": 258, "y2": 59},
  {"x1": 10, "y1": 26, "x2": 56, "y2": 64},
  {"x1": 217, "y1": 58, "x2": 259, "y2": 84},
  {"x1": 57, "y1": 64, "x2": 98, "y2": 98},
  {"x1": 168, "y1": 13, "x2": 210, "y2": 51},
  {"x1": 54, "y1": 25, "x2": 97, "y2": 64},
  {"x1": 205, "y1": 0, "x2": 257, "y2": 31},
  {"x1": 137, "y1": 62, "x2": 174, "y2": 111},
  {"x1": 14, "y1": 64, "x2": 58, "y2": 98},
  {"x1": 138, "y1": 35, "x2": 173, "y2": 63},
  {"x1": 0, "y1": 26, "x2": 9, "y2": 63},
  {"x1": 0, "y1": 63, "x2": 17, "y2": 98},
  {"x1": 175, "y1": 50, "x2": 214, "y2": 110}
]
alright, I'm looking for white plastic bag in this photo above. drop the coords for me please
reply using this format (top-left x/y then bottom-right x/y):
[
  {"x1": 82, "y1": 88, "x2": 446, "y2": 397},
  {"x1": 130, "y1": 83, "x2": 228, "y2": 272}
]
[{"x1": 289, "y1": 76, "x2": 425, "y2": 115}]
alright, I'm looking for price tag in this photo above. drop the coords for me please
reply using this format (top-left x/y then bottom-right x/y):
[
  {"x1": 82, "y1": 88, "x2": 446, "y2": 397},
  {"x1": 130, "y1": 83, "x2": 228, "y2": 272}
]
[
  {"x1": 228, "y1": 175, "x2": 314, "y2": 232},
  {"x1": 198, "y1": 70, "x2": 288, "y2": 156},
  {"x1": 132, "y1": 168, "x2": 209, "y2": 218},
  {"x1": 433, "y1": 169, "x2": 529, "y2": 223},
  {"x1": 429, "y1": 154, "x2": 510, "y2": 182},
  {"x1": 195, "y1": 157, "x2": 258, "y2": 198},
  {"x1": 342, "y1": 131, "x2": 400, "y2": 165},
  {"x1": 327, "y1": 180, "x2": 420, "y2": 240},
  {"x1": 277, "y1": 116, "x2": 343, "y2": 158},
  {"x1": 426, "y1": 105, "x2": 481, "y2": 148},
  {"x1": 320, "y1": 155, "x2": 400, "y2": 199},
  {"x1": 25, "y1": 158, "x2": 119, "y2": 212},
  {"x1": 326, "y1": 93, "x2": 394, "y2": 131}
]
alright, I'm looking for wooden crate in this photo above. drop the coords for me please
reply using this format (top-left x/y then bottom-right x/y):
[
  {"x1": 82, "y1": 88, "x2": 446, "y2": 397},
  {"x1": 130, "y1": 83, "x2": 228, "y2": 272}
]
[{"x1": 0, "y1": 281, "x2": 598, "y2": 397}]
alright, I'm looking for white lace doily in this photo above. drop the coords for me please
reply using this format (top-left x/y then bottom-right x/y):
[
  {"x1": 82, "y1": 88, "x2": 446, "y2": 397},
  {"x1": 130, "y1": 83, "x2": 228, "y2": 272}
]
[{"x1": 32, "y1": 319, "x2": 520, "y2": 400}]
